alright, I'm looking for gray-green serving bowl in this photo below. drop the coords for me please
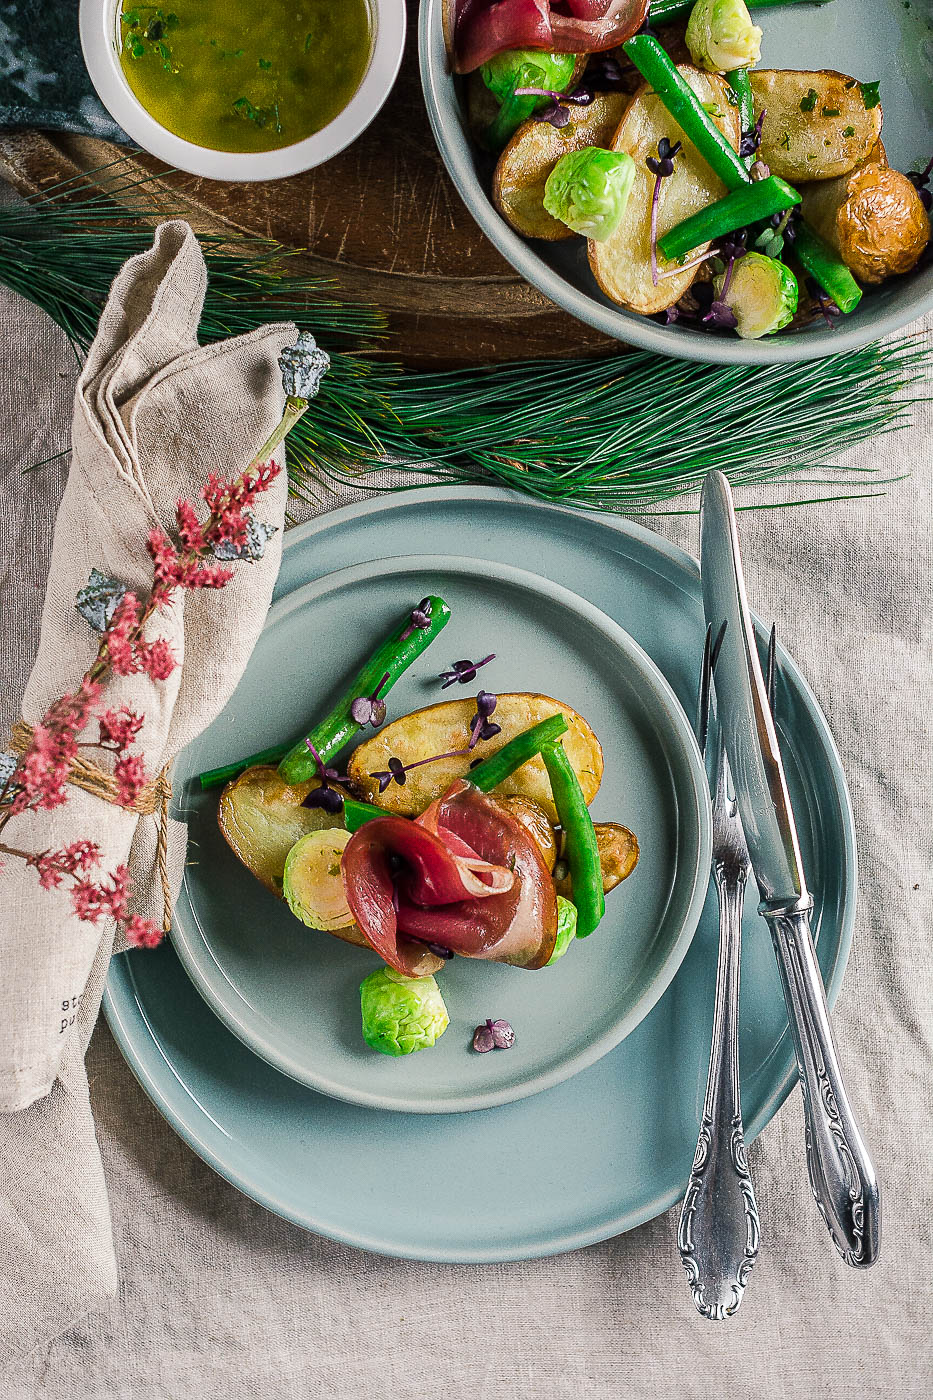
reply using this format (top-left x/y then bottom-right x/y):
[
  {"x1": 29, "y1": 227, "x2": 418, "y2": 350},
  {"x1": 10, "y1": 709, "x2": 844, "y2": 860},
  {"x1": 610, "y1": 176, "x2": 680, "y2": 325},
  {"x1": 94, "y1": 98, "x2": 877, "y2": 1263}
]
[{"x1": 419, "y1": 0, "x2": 933, "y2": 363}]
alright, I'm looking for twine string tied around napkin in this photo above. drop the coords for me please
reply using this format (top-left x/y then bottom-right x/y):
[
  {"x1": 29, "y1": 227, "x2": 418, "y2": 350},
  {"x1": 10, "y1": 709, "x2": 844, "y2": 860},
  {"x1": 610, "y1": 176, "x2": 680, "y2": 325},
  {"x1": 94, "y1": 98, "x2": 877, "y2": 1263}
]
[{"x1": 9, "y1": 721, "x2": 174, "y2": 932}]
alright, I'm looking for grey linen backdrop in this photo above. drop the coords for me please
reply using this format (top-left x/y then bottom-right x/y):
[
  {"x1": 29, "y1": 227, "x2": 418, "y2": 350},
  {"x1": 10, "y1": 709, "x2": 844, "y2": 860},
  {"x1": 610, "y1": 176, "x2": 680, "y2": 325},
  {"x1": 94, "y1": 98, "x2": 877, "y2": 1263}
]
[{"x1": 1, "y1": 280, "x2": 930, "y2": 1396}]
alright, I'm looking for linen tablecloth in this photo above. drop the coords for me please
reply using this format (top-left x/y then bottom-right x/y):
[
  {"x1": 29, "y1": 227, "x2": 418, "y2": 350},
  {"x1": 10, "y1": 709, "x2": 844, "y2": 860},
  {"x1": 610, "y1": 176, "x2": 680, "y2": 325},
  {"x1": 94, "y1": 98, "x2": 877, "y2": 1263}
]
[{"x1": 1, "y1": 276, "x2": 930, "y2": 1397}]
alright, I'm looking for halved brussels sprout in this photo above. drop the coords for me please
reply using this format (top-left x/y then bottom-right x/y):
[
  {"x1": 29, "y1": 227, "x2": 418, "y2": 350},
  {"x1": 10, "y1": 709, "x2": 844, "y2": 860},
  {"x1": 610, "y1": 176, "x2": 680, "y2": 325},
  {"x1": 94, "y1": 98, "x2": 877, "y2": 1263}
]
[
  {"x1": 685, "y1": 0, "x2": 762, "y2": 74},
  {"x1": 480, "y1": 49, "x2": 580, "y2": 149},
  {"x1": 283, "y1": 829, "x2": 355, "y2": 932},
  {"x1": 359, "y1": 968, "x2": 450, "y2": 1056},
  {"x1": 716, "y1": 251, "x2": 798, "y2": 338},
  {"x1": 546, "y1": 896, "x2": 579, "y2": 965},
  {"x1": 543, "y1": 147, "x2": 637, "y2": 241}
]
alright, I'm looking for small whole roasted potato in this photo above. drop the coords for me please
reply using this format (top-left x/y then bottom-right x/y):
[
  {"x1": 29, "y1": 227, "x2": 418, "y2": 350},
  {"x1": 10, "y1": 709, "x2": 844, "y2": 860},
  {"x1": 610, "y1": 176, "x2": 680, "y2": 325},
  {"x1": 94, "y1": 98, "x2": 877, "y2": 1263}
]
[
  {"x1": 750, "y1": 70, "x2": 882, "y2": 182},
  {"x1": 493, "y1": 92, "x2": 629, "y2": 240},
  {"x1": 801, "y1": 163, "x2": 931, "y2": 283}
]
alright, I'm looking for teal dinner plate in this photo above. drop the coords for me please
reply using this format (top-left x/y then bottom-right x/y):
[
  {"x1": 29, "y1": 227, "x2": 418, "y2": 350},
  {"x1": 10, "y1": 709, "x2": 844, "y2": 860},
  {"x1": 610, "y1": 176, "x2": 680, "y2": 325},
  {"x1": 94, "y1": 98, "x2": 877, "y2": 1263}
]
[
  {"x1": 419, "y1": 0, "x2": 933, "y2": 363},
  {"x1": 169, "y1": 555, "x2": 711, "y2": 1113},
  {"x1": 104, "y1": 488, "x2": 856, "y2": 1261}
]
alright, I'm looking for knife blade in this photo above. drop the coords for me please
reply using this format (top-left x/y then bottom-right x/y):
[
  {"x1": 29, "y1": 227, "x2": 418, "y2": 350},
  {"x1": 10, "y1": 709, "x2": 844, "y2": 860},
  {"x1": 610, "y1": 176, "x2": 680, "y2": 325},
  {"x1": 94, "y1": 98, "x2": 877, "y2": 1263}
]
[{"x1": 700, "y1": 470, "x2": 880, "y2": 1268}]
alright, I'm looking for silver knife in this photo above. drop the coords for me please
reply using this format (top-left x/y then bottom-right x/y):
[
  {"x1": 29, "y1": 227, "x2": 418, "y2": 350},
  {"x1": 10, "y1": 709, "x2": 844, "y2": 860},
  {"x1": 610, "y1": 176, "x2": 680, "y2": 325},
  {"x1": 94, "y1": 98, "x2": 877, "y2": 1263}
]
[{"x1": 699, "y1": 470, "x2": 880, "y2": 1267}]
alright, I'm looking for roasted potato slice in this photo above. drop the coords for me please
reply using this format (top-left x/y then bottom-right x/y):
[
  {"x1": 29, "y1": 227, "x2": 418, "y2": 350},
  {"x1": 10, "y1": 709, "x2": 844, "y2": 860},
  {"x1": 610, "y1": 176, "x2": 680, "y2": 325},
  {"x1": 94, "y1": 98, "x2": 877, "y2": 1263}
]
[
  {"x1": 588, "y1": 67, "x2": 740, "y2": 315},
  {"x1": 218, "y1": 765, "x2": 345, "y2": 897},
  {"x1": 497, "y1": 795, "x2": 558, "y2": 871},
  {"x1": 347, "y1": 694, "x2": 603, "y2": 823},
  {"x1": 555, "y1": 822, "x2": 639, "y2": 897},
  {"x1": 800, "y1": 162, "x2": 930, "y2": 283},
  {"x1": 750, "y1": 70, "x2": 882, "y2": 182},
  {"x1": 493, "y1": 92, "x2": 629, "y2": 240}
]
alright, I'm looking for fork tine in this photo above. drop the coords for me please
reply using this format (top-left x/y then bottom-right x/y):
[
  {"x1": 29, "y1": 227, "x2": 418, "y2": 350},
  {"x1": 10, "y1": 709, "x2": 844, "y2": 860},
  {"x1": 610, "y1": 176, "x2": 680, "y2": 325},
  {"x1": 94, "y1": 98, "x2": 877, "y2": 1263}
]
[
  {"x1": 696, "y1": 624, "x2": 713, "y2": 756},
  {"x1": 766, "y1": 623, "x2": 777, "y2": 718},
  {"x1": 710, "y1": 619, "x2": 727, "y2": 673}
]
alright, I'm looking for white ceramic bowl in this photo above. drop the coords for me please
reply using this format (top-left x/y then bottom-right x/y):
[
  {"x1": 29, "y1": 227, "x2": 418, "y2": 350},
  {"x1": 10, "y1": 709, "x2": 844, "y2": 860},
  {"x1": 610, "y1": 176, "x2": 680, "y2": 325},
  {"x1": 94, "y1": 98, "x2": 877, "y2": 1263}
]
[{"x1": 80, "y1": 0, "x2": 406, "y2": 181}]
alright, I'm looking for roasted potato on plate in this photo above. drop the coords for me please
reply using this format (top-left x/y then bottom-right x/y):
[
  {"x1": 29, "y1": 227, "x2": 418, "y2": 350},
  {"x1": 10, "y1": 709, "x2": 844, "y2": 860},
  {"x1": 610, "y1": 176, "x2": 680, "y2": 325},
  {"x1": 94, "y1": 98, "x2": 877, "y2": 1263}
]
[
  {"x1": 750, "y1": 70, "x2": 882, "y2": 182},
  {"x1": 801, "y1": 162, "x2": 930, "y2": 284},
  {"x1": 556, "y1": 821, "x2": 640, "y2": 896},
  {"x1": 493, "y1": 92, "x2": 629, "y2": 240},
  {"x1": 588, "y1": 66, "x2": 740, "y2": 315},
  {"x1": 348, "y1": 693, "x2": 603, "y2": 822},
  {"x1": 218, "y1": 765, "x2": 344, "y2": 897}
]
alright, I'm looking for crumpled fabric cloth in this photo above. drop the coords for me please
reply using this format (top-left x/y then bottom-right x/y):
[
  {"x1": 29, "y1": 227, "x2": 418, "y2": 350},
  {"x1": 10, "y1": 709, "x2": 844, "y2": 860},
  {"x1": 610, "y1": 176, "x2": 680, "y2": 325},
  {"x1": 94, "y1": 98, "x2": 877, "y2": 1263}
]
[
  {"x1": 0, "y1": 259, "x2": 930, "y2": 1393},
  {"x1": 0, "y1": 221, "x2": 294, "y2": 1356}
]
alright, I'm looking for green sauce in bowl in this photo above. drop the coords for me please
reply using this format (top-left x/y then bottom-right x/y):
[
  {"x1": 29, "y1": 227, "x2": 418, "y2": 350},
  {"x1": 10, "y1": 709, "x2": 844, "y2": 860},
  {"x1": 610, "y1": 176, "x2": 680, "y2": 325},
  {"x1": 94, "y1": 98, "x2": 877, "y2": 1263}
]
[{"x1": 117, "y1": 2, "x2": 373, "y2": 153}]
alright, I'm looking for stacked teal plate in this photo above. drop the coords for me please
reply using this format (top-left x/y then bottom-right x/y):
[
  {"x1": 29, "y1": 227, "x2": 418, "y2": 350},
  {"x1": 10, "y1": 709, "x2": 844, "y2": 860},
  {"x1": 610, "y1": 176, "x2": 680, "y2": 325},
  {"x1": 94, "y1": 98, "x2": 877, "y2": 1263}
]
[{"x1": 104, "y1": 488, "x2": 856, "y2": 1261}]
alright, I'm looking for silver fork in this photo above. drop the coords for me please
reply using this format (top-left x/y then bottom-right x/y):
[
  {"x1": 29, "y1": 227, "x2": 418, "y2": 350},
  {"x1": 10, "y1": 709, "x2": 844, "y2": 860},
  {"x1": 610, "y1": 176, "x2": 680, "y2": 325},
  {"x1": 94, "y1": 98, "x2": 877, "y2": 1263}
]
[{"x1": 677, "y1": 623, "x2": 772, "y2": 1318}]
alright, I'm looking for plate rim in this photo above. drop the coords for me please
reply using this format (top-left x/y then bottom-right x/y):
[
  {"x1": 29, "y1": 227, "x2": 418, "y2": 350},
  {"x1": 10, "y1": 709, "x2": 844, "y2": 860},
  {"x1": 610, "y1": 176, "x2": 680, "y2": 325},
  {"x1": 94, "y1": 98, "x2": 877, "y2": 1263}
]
[
  {"x1": 417, "y1": 0, "x2": 933, "y2": 366},
  {"x1": 169, "y1": 550, "x2": 714, "y2": 1113},
  {"x1": 103, "y1": 487, "x2": 858, "y2": 1262}
]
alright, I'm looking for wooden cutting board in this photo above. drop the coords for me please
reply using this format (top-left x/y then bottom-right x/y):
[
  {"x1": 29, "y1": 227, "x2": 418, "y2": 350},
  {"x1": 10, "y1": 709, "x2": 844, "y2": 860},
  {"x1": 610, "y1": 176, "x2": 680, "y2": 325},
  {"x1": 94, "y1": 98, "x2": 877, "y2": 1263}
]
[{"x1": 0, "y1": 1, "x2": 616, "y2": 368}]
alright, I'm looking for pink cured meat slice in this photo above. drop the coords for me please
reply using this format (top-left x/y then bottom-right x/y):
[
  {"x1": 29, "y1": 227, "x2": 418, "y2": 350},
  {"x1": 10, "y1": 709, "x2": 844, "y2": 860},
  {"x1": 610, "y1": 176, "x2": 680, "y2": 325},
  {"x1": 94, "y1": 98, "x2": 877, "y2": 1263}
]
[
  {"x1": 341, "y1": 782, "x2": 558, "y2": 974},
  {"x1": 447, "y1": 0, "x2": 649, "y2": 75}
]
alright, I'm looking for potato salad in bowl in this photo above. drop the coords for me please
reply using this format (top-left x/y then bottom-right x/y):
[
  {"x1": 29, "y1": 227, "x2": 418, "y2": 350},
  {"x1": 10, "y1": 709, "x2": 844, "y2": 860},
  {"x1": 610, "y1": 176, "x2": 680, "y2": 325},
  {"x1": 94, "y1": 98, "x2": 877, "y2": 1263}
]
[{"x1": 424, "y1": 0, "x2": 932, "y2": 353}]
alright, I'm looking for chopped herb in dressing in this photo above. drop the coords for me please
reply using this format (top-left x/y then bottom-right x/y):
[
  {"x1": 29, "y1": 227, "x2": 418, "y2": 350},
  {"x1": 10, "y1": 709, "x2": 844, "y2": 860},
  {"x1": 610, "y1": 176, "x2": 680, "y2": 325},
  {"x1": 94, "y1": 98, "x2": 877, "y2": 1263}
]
[{"x1": 118, "y1": 0, "x2": 372, "y2": 153}]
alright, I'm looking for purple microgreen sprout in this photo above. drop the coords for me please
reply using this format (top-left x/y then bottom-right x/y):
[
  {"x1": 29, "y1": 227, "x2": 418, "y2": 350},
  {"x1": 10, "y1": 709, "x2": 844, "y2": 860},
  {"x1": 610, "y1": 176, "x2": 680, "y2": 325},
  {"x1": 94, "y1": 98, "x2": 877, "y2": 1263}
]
[
  {"x1": 749, "y1": 159, "x2": 771, "y2": 182},
  {"x1": 472, "y1": 1023, "x2": 495, "y2": 1053},
  {"x1": 646, "y1": 138, "x2": 682, "y2": 286},
  {"x1": 468, "y1": 691, "x2": 500, "y2": 749},
  {"x1": 370, "y1": 692, "x2": 501, "y2": 791},
  {"x1": 657, "y1": 246, "x2": 721, "y2": 283},
  {"x1": 303, "y1": 738, "x2": 345, "y2": 812},
  {"x1": 472, "y1": 1018, "x2": 515, "y2": 1053},
  {"x1": 703, "y1": 234, "x2": 747, "y2": 330},
  {"x1": 438, "y1": 654, "x2": 496, "y2": 689},
  {"x1": 740, "y1": 108, "x2": 766, "y2": 160},
  {"x1": 516, "y1": 84, "x2": 594, "y2": 130},
  {"x1": 350, "y1": 671, "x2": 390, "y2": 727},
  {"x1": 585, "y1": 53, "x2": 629, "y2": 90},
  {"x1": 400, "y1": 597, "x2": 433, "y2": 642}
]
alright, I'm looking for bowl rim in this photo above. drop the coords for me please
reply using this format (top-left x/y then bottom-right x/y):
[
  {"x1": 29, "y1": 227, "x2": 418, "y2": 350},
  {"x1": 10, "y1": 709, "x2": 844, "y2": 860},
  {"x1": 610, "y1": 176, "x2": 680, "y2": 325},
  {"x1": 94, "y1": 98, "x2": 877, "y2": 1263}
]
[
  {"x1": 418, "y1": 0, "x2": 933, "y2": 365},
  {"x1": 79, "y1": 0, "x2": 407, "y2": 181}
]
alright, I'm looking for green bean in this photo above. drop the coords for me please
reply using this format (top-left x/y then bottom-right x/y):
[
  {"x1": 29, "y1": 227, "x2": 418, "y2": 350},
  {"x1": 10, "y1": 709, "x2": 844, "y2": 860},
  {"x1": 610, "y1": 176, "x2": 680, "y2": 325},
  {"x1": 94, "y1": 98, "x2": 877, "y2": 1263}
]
[
  {"x1": 199, "y1": 739, "x2": 292, "y2": 791},
  {"x1": 343, "y1": 797, "x2": 391, "y2": 832},
  {"x1": 541, "y1": 741, "x2": 604, "y2": 938},
  {"x1": 794, "y1": 219, "x2": 863, "y2": 313},
  {"x1": 623, "y1": 35, "x2": 750, "y2": 191},
  {"x1": 658, "y1": 174, "x2": 800, "y2": 260},
  {"x1": 468, "y1": 714, "x2": 569, "y2": 793},
  {"x1": 726, "y1": 68, "x2": 755, "y2": 170},
  {"x1": 277, "y1": 595, "x2": 452, "y2": 785},
  {"x1": 198, "y1": 596, "x2": 451, "y2": 790},
  {"x1": 649, "y1": 0, "x2": 834, "y2": 20}
]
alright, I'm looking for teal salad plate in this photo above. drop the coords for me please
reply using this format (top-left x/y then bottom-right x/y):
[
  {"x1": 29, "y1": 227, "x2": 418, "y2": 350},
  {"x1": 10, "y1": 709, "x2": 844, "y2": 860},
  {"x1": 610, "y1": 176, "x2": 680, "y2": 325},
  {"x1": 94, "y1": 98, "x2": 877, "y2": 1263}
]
[
  {"x1": 169, "y1": 555, "x2": 712, "y2": 1114},
  {"x1": 419, "y1": 0, "x2": 933, "y2": 363},
  {"x1": 104, "y1": 489, "x2": 857, "y2": 1261}
]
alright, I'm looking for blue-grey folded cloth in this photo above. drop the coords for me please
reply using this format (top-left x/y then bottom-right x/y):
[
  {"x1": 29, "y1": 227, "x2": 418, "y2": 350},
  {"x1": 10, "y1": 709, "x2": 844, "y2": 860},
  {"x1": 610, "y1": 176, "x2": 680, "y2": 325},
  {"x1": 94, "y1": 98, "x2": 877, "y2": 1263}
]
[{"x1": 0, "y1": 0, "x2": 128, "y2": 142}]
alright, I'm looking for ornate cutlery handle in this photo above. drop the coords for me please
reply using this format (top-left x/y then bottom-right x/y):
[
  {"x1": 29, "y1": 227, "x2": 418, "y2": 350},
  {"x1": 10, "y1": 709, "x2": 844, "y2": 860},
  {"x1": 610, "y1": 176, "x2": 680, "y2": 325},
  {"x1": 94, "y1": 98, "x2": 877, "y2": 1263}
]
[
  {"x1": 678, "y1": 869, "x2": 760, "y2": 1319},
  {"x1": 763, "y1": 903, "x2": 880, "y2": 1266}
]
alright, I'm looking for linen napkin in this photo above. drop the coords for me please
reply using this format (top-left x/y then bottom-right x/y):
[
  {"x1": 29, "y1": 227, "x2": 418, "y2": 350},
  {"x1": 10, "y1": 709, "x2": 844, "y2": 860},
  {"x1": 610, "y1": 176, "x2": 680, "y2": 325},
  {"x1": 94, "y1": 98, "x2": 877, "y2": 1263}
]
[{"x1": 0, "y1": 219, "x2": 294, "y2": 1345}]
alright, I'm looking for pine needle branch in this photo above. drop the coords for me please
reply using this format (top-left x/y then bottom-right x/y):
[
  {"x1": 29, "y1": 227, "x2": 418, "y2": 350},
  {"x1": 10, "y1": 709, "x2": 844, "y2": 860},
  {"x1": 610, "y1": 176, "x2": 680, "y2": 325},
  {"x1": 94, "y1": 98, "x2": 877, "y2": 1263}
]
[{"x1": 2, "y1": 164, "x2": 928, "y2": 512}]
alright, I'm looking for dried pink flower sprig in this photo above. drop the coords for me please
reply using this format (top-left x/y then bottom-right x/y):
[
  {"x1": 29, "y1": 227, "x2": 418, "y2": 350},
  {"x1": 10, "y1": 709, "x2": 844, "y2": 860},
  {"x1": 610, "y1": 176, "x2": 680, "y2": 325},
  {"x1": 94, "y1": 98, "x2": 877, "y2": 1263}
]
[{"x1": 0, "y1": 329, "x2": 328, "y2": 951}]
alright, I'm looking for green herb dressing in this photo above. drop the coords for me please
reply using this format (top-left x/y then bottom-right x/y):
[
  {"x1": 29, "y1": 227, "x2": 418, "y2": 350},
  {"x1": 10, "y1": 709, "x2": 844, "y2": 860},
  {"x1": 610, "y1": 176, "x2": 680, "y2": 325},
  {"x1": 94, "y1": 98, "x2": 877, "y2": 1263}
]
[{"x1": 118, "y1": 2, "x2": 373, "y2": 153}]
